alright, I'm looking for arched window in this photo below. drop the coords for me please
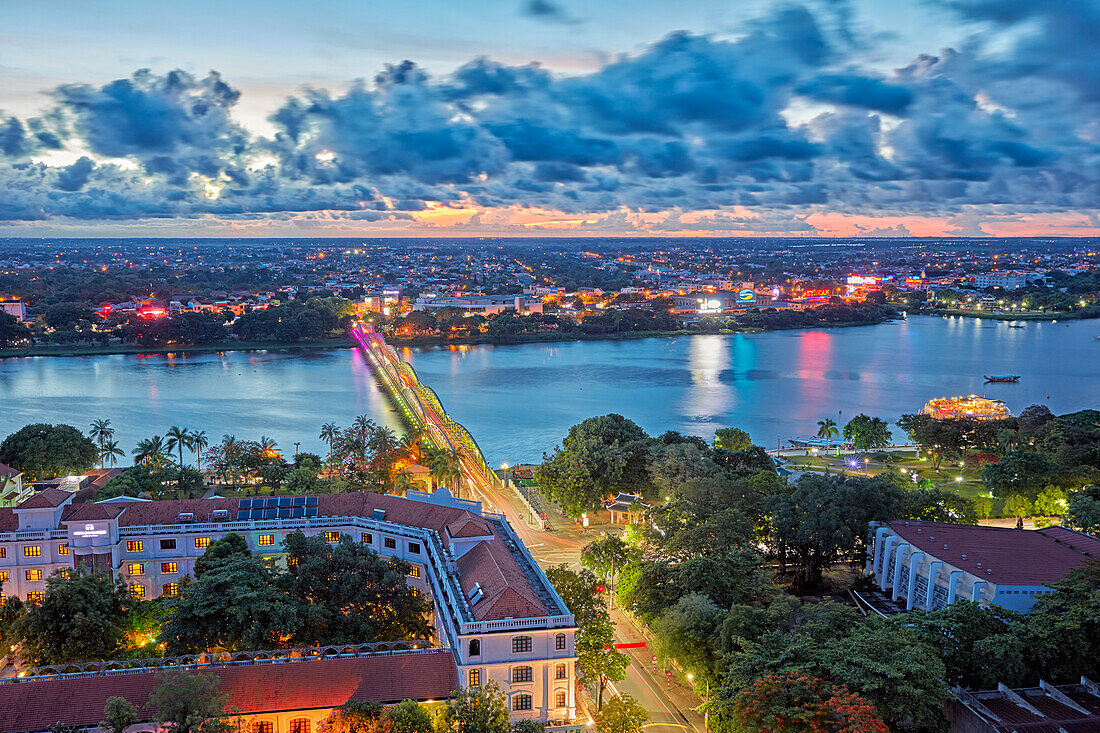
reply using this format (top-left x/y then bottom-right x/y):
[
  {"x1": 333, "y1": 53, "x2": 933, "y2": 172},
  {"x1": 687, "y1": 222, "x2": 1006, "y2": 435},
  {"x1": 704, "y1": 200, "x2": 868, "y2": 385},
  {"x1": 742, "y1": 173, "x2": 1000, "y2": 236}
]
[
  {"x1": 512, "y1": 636, "x2": 532, "y2": 653},
  {"x1": 555, "y1": 633, "x2": 566, "y2": 650},
  {"x1": 252, "y1": 722, "x2": 273, "y2": 733},
  {"x1": 556, "y1": 690, "x2": 568, "y2": 709},
  {"x1": 290, "y1": 719, "x2": 311, "y2": 733},
  {"x1": 556, "y1": 663, "x2": 567, "y2": 680},
  {"x1": 513, "y1": 694, "x2": 533, "y2": 711},
  {"x1": 513, "y1": 665, "x2": 533, "y2": 682},
  {"x1": 469, "y1": 639, "x2": 481, "y2": 656}
]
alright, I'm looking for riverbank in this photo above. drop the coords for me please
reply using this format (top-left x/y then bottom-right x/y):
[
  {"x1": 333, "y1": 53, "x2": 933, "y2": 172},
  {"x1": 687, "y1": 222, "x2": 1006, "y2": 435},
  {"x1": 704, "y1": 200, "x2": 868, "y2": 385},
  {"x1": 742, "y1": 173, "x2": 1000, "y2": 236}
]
[
  {"x1": 0, "y1": 337, "x2": 351, "y2": 359},
  {"x1": 926, "y1": 307, "x2": 1100, "y2": 322}
]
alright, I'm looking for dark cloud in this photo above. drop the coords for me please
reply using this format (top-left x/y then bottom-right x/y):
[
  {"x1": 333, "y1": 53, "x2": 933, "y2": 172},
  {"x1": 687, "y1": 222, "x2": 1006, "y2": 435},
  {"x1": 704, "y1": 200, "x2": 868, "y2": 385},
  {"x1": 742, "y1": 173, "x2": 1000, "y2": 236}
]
[
  {"x1": 520, "y1": 0, "x2": 580, "y2": 25},
  {"x1": 1, "y1": 2, "x2": 1098, "y2": 223}
]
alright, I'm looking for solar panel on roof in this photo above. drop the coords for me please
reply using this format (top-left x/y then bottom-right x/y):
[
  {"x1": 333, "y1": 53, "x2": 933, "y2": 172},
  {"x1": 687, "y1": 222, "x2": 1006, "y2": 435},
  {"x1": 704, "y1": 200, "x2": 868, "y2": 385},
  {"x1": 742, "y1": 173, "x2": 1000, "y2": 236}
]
[
  {"x1": 265, "y1": 497, "x2": 279, "y2": 508},
  {"x1": 238, "y1": 499, "x2": 251, "y2": 509},
  {"x1": 278, "y1": 497, "x2": 292, "y2": 507},
  {"x1": 304, "y1": 496, "x2": 318, "y2": 507},
  {"x1": 238, "y1": 509, "x2": 250, "y2": 520},
  {"x1": 263, "y1": 508, "x2": 277, "y2": 519},
  {"x1": 292, "y1": 507, "x2": 305, "y2": 518},
  {"x1": 305, "y1": 507, "x2": 318, "y2": 517},
  {"x1": 278, "y1": 507, "x2": 292, "y2": 518},
  {"x1": 293, "y1": 496, "x2": 306, "y2": 506}
]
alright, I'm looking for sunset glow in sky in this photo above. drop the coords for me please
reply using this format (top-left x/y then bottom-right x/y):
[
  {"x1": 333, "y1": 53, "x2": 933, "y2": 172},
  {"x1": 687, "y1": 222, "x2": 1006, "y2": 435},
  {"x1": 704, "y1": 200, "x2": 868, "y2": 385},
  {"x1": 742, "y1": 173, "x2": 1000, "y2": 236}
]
[{"x1": 1, "y1": 0, "x2": 1099, "y2": 237}]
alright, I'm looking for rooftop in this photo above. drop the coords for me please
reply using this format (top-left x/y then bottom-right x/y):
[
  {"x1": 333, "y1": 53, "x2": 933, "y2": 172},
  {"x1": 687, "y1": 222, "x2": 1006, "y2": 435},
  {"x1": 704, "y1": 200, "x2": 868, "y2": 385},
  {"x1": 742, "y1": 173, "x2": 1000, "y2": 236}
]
[{"x1": 885, "y1": 520, "x2": 1100, "y2": 586}]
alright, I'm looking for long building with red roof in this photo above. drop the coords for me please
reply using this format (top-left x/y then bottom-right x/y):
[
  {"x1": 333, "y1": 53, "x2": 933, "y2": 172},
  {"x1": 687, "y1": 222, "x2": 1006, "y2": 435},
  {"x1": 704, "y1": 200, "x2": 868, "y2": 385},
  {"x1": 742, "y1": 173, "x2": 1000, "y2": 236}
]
[{"x1": 0, "y1": 487, "x2": 578, "y2": 730}]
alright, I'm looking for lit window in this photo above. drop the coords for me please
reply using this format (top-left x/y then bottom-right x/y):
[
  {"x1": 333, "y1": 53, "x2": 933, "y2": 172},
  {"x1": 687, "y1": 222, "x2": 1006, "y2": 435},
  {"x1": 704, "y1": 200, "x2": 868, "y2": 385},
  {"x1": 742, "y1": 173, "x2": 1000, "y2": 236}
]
[
  {"x1": 290, "y1": 719, "x2": 310, "y2": 733},
  {"x1": 556, "y1": 664, "x2": 567, "y2": 680},
  {"x1": 469, "y1": 669, "x2": 481, "y2": 686},
  {"x1": 131, "y1": 585, "x2": 146, "y2": 599},
  {"x1": 162, "y1": 583, "x2": 179, "y2": 597},
  {"x1": 512, "y1": 636, "x2": 532, "y2": 653},
  {"x1": 0, "y1": 548, "x2": 5, "y2": 558},
  {"x1": 288, "y1": 556, "x2": 299, "y2": 567},
  {"x1": 128, "y1": 564, "x2": 145, "y2": 576},
  {"x1": 408, "y1": 566, "x2": 421, "y2": 579},
  {"x1": 0, "y1": 572, "x2": 6, "y2": 582},
  {"x1": 408, "y1": 541, "x2": 421, "y2": 554},
  {"x1": 195, "y1": 537, "x2": 210, "y2": 549},
  {"x1": 384, "y1": 537, "x2": 396, "y2": 549},
  {"x1": 27, "y1": 591, "x2": 43, "y2": 603},
  {"x1": 556, "y1": 691, "x2": 567, "y2": 708},
  {"x1": 160, "y1": 539, "x2": 176, "y2": 550},
  {"x1": 253, "y1": 723, "x2": 273, "y2": 733},
  {"x1": 258, "y1": 534, "x2": 275, "y2": 546},
  {"x1": 57, "y1": 543, "x2": 69, "y2": 555},
  {"x1": 513, "y1": 694, "x2": 532, "y2": 711},
  {"x1": 25, "y1": 569, "x2": 42, "y2": 581},
  {"x1": 361, "y1": 532, "x2": 373, "y2": 544},
  {"x1": 161, "y1": 562, "x2": 178, "y2": 573},
  {"x1": 323, "y1": 531, "x2": 340, "y2": 543},
  {"x1": 264, "y1": 558, "x2": 276, "y2": 569},
  {"x1": 23, "y1": 546, "x2": 40, "y2": 557},
  {"x1": 127, "y1": 541, "x2": 143, "y2": 552},
  {"x1": 555, "y1": 633, "x2": 567, "y2": 650},
  {"x1": 513, "y1": 666, "x2": 533, "y2": 682}
]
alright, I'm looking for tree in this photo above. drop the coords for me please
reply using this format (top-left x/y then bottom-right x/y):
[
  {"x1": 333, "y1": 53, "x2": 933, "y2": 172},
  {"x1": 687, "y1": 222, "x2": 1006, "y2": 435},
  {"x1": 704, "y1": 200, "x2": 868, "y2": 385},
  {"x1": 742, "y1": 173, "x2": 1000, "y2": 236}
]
[
  {"x1": 159, "y1": 553, "x2": 296, "y2": 654},
  {"x1": 193, "y1": 533, "x2": 251, "y2": 577},
  {"x1": 165, "y1": 426, "x2": 193, "y2": 467},
  {"x1": 146, "y1": 671, "x2": 232, "y2": 733},
  {"x1": 983, "y1": 451, "x2": 1057, "y2": 500},
  {"x1": 594, "y1": 695, "x2": 648, "y2": 733},
  {"x1": 896, "y1": 415, "x2": 968, "y2": 470},
  {"x1": 191, "y1": 430, "x2": 209, "y2": 471},
  {"x1": 713, "y1": 427, "x2": 752, "y2": 452},
  {"x1": 101, "y1": 697, "x2": 139, "y2": 733},
  {"x1": 320, "y1": 422, "x2": 340, "y2": 461},
  {"x1": 388, "y1": 700, "x2": 435, "y2": 733},
  {"x1": 1034, "y1": 486, "x2": 1068, "y2": 517},
  {"x1": 0, "y1": 311, "x2": 32, "y2": 348},
  {"x1": 321, "y1": 700, "x2": 388, "y2": 733},
  {"x1": 89, "y1": 418, "x2": 115, "y2": 451},
  {"x1": 816, "y1": 418, "x2": 840, "y2": 452},
  {"x1": 580, "y1": 536, "x2": 633, "y2": 601},
  {"x1": 511, "y1": 722, "x2": 544, "y2": 733},
  {"x1": 1066, "y1": 489, "x2": 1100, "y2": 535},
  {"x1": 728, "y1": 671, "x2": 889, "y2": 733},
  {"x1": 133, "y1": 435, "x2": 169, "y2": 467},
  {"x1": 282, "y1": 532, "x2": 432, "y2": 645},
  {"x1": 907, "y1": 602, "x2": 1025, "y2": 689},
  {"x1": 842, "y1": 415, "x2": 892, "y2": 450},
  {"x1": 0, "y1": 423, "x2": 98, "y2": 480},
  {"x1": 285, "y1": 465, "x2": 322, "y2": 493},
  {"x1": 99, "y1": 440, "x2": 125, "y2": 469},
  {"x1": 12, "y1": 566, "x2": 130, "y2": 665},
  {"x1": 443, "y1": 681, "x2": 510, "y2": 733}
]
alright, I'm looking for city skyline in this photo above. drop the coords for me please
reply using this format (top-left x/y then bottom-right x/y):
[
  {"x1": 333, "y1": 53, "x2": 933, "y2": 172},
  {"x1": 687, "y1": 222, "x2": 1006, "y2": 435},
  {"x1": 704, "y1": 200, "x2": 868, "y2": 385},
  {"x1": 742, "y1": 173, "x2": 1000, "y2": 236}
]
[{"x1": 1, "y1": 0, "x2": 1098, "y2": 238}]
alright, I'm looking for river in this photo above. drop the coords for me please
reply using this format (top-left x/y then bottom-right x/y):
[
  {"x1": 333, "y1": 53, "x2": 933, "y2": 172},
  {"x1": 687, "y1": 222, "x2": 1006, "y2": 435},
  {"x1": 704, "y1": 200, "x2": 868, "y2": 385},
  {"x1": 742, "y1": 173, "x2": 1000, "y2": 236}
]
[{"x1": 2, "y1": 315, "x2": 1097, "y2": 466}]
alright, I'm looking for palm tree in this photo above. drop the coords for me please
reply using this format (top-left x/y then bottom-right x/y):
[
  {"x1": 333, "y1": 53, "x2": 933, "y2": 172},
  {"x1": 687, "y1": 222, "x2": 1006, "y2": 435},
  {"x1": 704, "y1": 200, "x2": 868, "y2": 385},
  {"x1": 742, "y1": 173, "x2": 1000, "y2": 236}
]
[
  {"x1": 352, "y1": 415, "x2": 375, "y2": 441},
  {"x1": 817, "y1": 418, "x2": 840, "y2": 453},
  {"x1": 320, "y1": 422, "x2": 339, "y2": 461},
  {"x1": 393, "y1": 467, "x2": 415, "y2": 496},
  {"x1": 369, "y1": 425, "x2": 398, "y2": 455},
  {"x1": 133, "y1": 436, "x2": 167, "y2": 466},
  {"x1": 259, "y1": 435, "x2": 280, "y2": 459},
  {"x1": 191, "y1": 430, "x2": 209, "y2": 470},
  {"x1": 428, "y1": 447, "x2": 462, "y2": 494},
  {"x1": 89, "y1": 419, "x2": 114, "y2": 463},
  {"x1": 398, "y1": 430, "x2": 422, "y2": 463},
  {"x1": 164, "y1": 426, "x2": 192, "y2": 467},
  {"x1": 99, "y1": 440, "x2": 124, "y2": 468}
]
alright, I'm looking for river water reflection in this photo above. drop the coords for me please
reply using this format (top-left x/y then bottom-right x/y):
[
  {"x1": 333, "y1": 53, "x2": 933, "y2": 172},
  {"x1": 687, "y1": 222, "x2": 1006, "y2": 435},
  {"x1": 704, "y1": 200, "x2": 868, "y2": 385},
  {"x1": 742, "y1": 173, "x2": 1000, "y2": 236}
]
[{"x1": 1, "y1": 315, "x2": 1097, "y2": 465}]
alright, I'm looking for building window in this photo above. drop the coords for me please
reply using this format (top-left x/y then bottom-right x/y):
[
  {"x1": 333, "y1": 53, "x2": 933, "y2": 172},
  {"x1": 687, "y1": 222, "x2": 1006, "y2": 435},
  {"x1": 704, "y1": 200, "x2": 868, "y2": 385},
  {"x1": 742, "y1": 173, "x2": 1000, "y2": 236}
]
[
  {"x1": 0, "y1": 548, "x2": 5, "y2": 558},
  {"x1": 195, "y1": 537, "x2": 210, "y2": 549},
  {"x1": 264, "y1": 558, "x2": 276, "y2": 569},
  {"x1": 555, "y1": 633, "x2": 567, "y2": 650},
  {"x1": 323, "y1": 531, "x2": 340, "y2": 543},
  {"x1": 252, "y1": 723, "x2": 273, "y2": 733},
  {"x1": 160, "y1": 539, "x2": 176, "y2": 550},
  {"x1": 161, "y1": 562, "x2": 178, "y2": 573},
  {"x1": 469, "y1": 669, "x2": 481, "y2": 687},
  {"x1": 361, "y1": 532, "x2": 373, "y2": 544},
  {"x1": 408, "y1": 566, "x2": 421, "y2": 579},
  {"x1": 57, "y1": 543, "x2": 69, "y2": 555},
  {"x1": 162, "y1": 583, "x2": 179, "y2": 597},
  {"x1": 258, "y1": 534, "x2": 275, "y2": 546},
  {"x1": 512, "y1": 694, "x2": 532, "y2": 711},
  {"x1": 0, "y1": 572, "x2": 7, "y2": 583},
  {"x1": 408, "y1": 541, "x2": 421, "y2": 554},
  {"x1": 556, "y1": 690, "x2": 567, "y2": 708},
  {"x1": 27, "y1": 591, "x2": 43, "y2": 603},
  {"x1": 556, "y1": 664, "x2": 567, "y2": 680},
  {"x1": 23, "y1": 546, "x2": 40, "y2": 557},
  {"x1": 25, "y1": 569, "x2": 42, "y2": 581},
  {"x1": 513, "y1": 666, "x2": 533, "y2": 683},
  {"x1": 131, "y1": 585, "x2": 146, "y2": 599},
  {"x1": 384, "y1": 537, "x2": 396, "y2": 549},
  {"x1": 127, "y1": 541, "x2": 143, "y2": 552},
  {"x1": 469, "y1": 639, "x2": 481, "y2": 656},
  {"x1": 288, "y1": 556, "x2": 299, "y2": 567},
  {"x1": 512, "y1": 636, "x2": 532, "y2": 654},
  {"x1": 290, "y1": 719, "x2": 311, "y2": 733},
  {"x1": 128, "y1": 564, "x2": 145, "y2": 576}
]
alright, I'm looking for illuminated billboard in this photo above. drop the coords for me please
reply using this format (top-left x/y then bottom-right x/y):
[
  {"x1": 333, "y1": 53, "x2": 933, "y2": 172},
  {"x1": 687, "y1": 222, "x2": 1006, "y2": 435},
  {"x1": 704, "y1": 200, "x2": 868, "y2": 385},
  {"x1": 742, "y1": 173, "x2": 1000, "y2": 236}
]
[
  {"x1": 737, "y1": 288, "x2": 755, "y2": 303},
  {"x1": 847, "y1": 275, "x2": 882, "y2": 286},
  {"x1": 697, "y1": 298, "x2": 722, "y2": 314}
]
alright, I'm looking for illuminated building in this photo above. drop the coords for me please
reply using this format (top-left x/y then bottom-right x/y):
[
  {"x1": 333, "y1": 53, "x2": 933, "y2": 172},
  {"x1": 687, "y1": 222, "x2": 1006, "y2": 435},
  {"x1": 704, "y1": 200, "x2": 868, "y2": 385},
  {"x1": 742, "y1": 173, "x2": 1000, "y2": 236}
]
[
  {"x1": 921, "y1": 395, "x2": 1011, "y2": 420},
  {"x1": 0, "y1": 488, "x2": 577, "y2": 725}
]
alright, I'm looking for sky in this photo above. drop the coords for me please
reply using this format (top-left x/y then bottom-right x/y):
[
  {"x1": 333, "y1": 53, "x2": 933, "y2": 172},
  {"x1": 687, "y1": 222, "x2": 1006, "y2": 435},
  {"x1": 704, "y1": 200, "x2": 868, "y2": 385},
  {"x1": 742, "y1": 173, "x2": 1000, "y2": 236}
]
[{"x1": 1, "y1": 0, "x2": 1099, "y2": 238}]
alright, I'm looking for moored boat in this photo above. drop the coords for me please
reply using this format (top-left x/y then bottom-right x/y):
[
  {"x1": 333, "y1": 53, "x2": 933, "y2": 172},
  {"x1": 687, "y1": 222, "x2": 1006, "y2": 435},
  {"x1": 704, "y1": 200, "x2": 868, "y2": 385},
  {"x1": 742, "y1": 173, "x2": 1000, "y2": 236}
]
[{"x1": 984, "y1": 375, "x2": 1020, "y2": 383}]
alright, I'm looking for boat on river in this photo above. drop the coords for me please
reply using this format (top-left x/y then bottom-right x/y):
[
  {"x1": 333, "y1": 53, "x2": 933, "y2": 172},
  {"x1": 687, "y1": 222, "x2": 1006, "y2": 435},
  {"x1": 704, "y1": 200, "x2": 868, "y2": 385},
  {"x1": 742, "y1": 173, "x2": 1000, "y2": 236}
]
[{"x1": 984, "y1": 375, "x2": 1021, "y2": 383}]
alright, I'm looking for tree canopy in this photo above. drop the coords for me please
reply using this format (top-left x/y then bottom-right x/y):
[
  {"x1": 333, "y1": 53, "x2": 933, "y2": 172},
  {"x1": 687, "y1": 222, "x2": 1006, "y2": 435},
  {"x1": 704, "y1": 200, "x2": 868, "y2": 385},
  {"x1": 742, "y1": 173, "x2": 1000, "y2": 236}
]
[{"x1": 0, "y1": 422, "x2": 98, "y2": 480}]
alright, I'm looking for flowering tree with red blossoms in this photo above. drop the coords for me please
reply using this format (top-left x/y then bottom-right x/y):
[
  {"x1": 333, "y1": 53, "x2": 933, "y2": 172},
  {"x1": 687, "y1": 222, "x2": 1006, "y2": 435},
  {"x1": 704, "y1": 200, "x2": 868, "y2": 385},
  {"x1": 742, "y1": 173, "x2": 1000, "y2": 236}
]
[{"x1": 730, "y1": 671, "x2": 890, "y2": 733}]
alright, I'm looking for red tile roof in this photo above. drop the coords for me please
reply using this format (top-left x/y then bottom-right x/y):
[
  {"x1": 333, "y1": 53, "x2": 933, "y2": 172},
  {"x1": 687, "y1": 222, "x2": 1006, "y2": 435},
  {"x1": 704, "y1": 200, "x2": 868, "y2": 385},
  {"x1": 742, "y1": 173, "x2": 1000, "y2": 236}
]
[
  {"x1": 61, "y1": 503, "x2": 127, "y2": 522},
  {"x1": 17, "y1": 488, "x2": 74, "y2": 510},
  {"x1": 456, "y1": 540, "x2": 547, "y2": 620},
  {"x1": 886, "y1": 520, "x2": 1099, "y2": 586},
  {"x1": 0, "y1": 651, "x2": 459, "y2": 733},
  {"x1": 0, "y1": 509, "x2": 15, "y2": 532},
  {"x1": 0, "y1": 463, "x2": 20, "y2": 480}
]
